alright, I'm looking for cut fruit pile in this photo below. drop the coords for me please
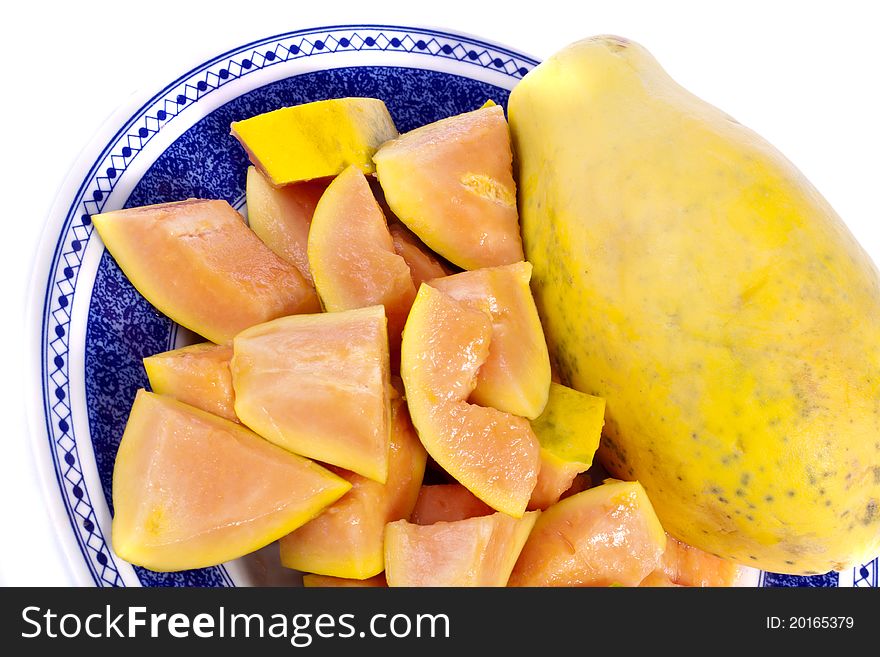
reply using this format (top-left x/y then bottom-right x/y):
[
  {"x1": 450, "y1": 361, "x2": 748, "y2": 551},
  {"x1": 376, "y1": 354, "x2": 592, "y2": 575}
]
[{"x1": 97, "y1": 97, "x2": 742, "y2": 587}]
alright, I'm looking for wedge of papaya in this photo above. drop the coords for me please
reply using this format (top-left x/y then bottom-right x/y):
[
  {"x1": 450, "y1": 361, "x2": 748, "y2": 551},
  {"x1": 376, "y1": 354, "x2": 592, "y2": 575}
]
[
  {"x1": 92, "y1": 199, "x2": 319, "y2": 344},
  {"x1": 509, "y1": 480, "x2": 666, "y2": 587},
  {"x1": 389, "y1": 223, "x2": 452, "y2": 288},
  {"x1": 232, "y1": 98, "x2": 398, "y2": 185},
  {"x1": 308, "y1": 165, "x2": 416, "y2": 354},
  {"x1": 143, "y1": 342, "x2": 236, "y2": 422},
  {"x1": 527, "y1": 382, "x2": 605, "y2": 510},
  {"x1": 384, "y1": 511, "x2": 539, "y2": 587},
  {"x1": 409, "y1": 484, "x2": 494, "y2": 525},
  {"x1": 231, "y1": 305, "x2": 391, "y2": 483},
  {"x1": 111, "y1": 390, "x2": 350, "y2": 572},
  {"x1": 246, "y1": 165, "x2": 327, "y2": 284},
  {"x1": 400, "y1": 284, "x2": 539, "y2": 517},
  {"x1": 430, "y1": 262, "x2": 550, "y2": 419},
  {"x1": 374, "y1": 105, "x2": 523, "y2": 270}
]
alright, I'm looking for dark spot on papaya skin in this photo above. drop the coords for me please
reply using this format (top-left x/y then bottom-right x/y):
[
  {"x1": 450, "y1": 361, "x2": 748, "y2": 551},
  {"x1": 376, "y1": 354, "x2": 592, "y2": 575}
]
[
  {"x1": 787, "y1": 490, "x2": 796, "y2": 498},
  {"x1": 785, "y1": 560, "x2": 795, "y2": 566},
  {"x1": 746, "y1": 514, "x2": 754, "y2": 522},
  {"x1": 736, "y1": 489, "x2": 745, "y2": 497},
  {"x1": 765, "y1": 495, "x2": 774, "y2": 503},
  {"x1": 749, "y1": 555, "x2": 758, "y2": 561},
  {"x1": 863, "y1": 500, "x2": 878, "y2": 525},
  {"x1": 741, "y1": 473, "x2": 751, "y2": 486},
  {"x1": 842, "y1": 510, "x2": 850, "y2": 518},
  {"x1": 825, "y1": 500, "x2": 832, "y2": 507},
  {"x1": 818, "y1": 488, "x2": 825, "y2": 496},
  {"x1": 747, "y1": 503, "x2": 756, "y2": 510},
  {"x1": 718, "y1": 497, "x2": 729, "y2": 504},
  {"x1": 676, "y1": 475, "x2": 683, "y2": 482},
  {"x1": 709, "y1": 485, "x2": 722, "y2": 496},
  {"x1": 873, "y1": 467, "x2": 880, "y2": 485}
]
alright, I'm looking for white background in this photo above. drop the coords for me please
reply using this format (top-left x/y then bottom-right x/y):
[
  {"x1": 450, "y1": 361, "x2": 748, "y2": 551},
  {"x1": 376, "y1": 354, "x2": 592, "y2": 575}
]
[{"x1": 2, "y1": 0, "x2": 878, "y2": 585}]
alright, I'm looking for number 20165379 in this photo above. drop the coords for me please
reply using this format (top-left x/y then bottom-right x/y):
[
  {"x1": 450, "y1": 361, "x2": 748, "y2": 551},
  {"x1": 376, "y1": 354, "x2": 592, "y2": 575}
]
[{"x1": 766, "y1": 616, "x2": 855, "y2": 630}]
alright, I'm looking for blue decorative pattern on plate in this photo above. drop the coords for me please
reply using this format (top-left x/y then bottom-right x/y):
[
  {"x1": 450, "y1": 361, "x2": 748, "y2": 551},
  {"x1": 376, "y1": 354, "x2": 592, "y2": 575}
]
[{"x1": 28, "y1": 24, "x2": 879, "y2": 587}]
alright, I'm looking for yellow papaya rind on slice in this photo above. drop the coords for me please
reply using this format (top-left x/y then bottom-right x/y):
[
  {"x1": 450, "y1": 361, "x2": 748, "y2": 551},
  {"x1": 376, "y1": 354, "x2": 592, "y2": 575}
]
[
  {"x1": 526, "y1": 382, "x2": 604, "y2": 510},
  {"x1": 111, "y1": 390, "x2": 351, "y2": 572},
  {"x1": 231, "y1": 305, "x2": 391, "y2": 483},
  {"x1": 532, "y1": 382, "x2": 605, "y2": 466},
  {"x1": 232, "y1": 98, "x2": 399, "y2": 185}
]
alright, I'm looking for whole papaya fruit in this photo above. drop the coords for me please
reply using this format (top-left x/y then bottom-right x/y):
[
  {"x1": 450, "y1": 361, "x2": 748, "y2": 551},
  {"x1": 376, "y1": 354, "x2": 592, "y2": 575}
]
[{"x1": 509, "y1": 35, "x2": 880, "y2": 574}]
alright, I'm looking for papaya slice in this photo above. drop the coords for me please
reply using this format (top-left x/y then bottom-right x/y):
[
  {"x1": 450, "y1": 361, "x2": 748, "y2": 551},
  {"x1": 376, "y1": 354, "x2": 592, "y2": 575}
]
[
  {"x1": 278, "y1": 386, "x2": 427, "y2": 579},
  {"x1": 409, "y1": 484, "x2": 495, "y2": 525},
  {"x1": 231, "y1": 98, "x2": 398, "y2": 185},
  {"x1": 245, "y1": 166, "x2": 327, "y2": 284},
  {"x1": 526, "y1": 382, "x2": 605, "y2": 510},
  {"x1": 308, "y1": 166, "x2": 416, "y2": 354},
  {"x1": 143, "y1": 342, "x2": 236, "y2": 422},
  {"x1": 508, "y1": 480, "x2": 667, "y2": 587},
  {"x1": 389, "y1": 223, "x2": 452, "y2": 288},
  {"x1": 373, "y1": 105, "x2": 524, "y2": 270},
  {"x1": 231, "y1": 305, "x2": 391, "y2": 482},
  {"x1": 384, "y1": 511, "x2": 539, "y2": 587},
  {"x1": 640, "y1": 535, "x2": 744, "y2": 587},
  {"x1": 559, "y1": 472, "x2": 592, "y2": 500},
  {"x1": 111, "y1": 390, "x2": 350, "y2": 572},
  {"x1": 92, "y1": 199, "x2": 319, "y2": 344},
  {"x1": 400, "y1": 284, "x2": 540, "y2": 517},
  {"x1": 529, "y1": 452, "x2": 587, "y2": 512},
  {"x1": 302, "y1": 574, "x2": 387, "y2": 587},
  {"x1": 430, "y1": 261, "x2": 550, "y2": 419}
]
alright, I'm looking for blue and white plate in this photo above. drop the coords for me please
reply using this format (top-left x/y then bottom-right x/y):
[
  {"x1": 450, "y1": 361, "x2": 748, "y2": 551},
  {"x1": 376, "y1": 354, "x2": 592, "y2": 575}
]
[{"x1": 26, "y1": 24, "x2": 879, "y2": 587}]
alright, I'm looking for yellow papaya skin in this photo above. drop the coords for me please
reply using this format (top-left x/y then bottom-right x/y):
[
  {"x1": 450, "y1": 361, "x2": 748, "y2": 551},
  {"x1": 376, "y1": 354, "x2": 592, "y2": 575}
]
[{"x1": 509, "y1": 36, "x2": 880, "y2": 574}]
